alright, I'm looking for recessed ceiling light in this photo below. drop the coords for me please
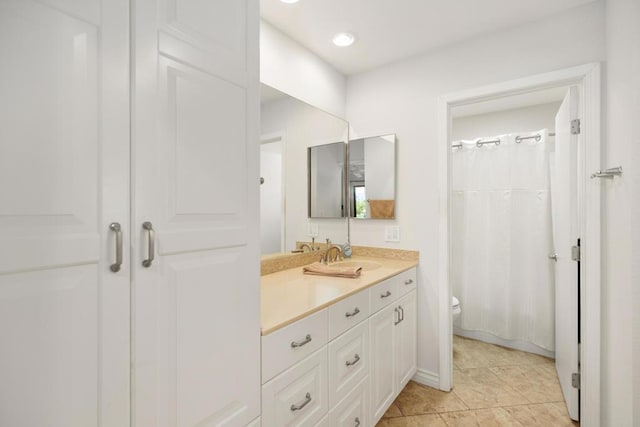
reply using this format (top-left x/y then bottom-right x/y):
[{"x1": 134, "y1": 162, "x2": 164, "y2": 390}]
[
  {"x1": 332, "y1": 32, "x2": 355, "y2": 47},
  {"x1": 280, "y1": 0, "x2": 299, "y2": 3}
]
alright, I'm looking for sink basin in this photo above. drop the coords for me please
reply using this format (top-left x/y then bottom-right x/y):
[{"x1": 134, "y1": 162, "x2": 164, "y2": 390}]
[{"x1": 331, "y1": 260, "x2": 382, "y2": 271}]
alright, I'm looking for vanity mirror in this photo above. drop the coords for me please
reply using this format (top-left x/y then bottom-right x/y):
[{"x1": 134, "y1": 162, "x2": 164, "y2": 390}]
[
  {"x1": 308, "y1": 142, "x2": 346, "y2": 218},
  {"x1": 348, "y1": 134, "x2": 397, "y2": 219},
  {"x1": 260, "y1": 84, "x2": 348, "y2": 256}
]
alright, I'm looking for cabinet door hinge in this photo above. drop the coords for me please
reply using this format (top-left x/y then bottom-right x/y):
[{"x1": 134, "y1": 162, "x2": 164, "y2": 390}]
[
  {"x1": 571, "y1": 245, "x2": 580, "y2": 262},
  {"x1": 572, "y1": 372, "x2": 581, "y2": 389},
  {"x1": 571, "y1": 119, "x2": 581, "y2": 135}
]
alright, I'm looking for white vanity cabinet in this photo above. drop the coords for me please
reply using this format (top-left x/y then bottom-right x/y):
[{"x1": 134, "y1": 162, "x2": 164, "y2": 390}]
[
  {"x1": 370, "y1": 276, "x2": 417, "y2": 425},
  {"x1": 261, "y1": 267, "x2": 417, "y2": 427}
]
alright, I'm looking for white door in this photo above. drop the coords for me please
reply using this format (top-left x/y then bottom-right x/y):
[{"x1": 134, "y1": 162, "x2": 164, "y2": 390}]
[
  {"x1": 369, "y1": 305, "x2": 396, "y2": 424},
  {"x1": 552, "y1": 86, "x2": 580, "y2": 421},
  {"x1": 396, "y1": 291, "x2": 417, "y2": 391},
  {"x1": 0, "y1": 0, "x2": 130, "y2": 426},
  {"x1": 132, "y1": 1, "x2": 261, "y2": 426},
  {"x1": 260, "y1": 139, "x2": 285, "y2": 254}
]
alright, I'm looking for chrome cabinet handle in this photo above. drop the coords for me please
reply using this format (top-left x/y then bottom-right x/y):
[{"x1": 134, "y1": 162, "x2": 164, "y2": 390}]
[
  {"x1": 380, "y1": 290, "x2": 392, "y2": 299},
  {"x1": 404, "y1": 279, "x2": 414, "y2": 285},
  {"x1": 345, "y1": 307, "x2": 360, "y2": 318},
  {"x1": 345, "y1": 354, "x2": 360, "y2": 367},
  {"x1": 142, "y1": 221, "x2": 155, "y2": 268},
  {"x1": 399, "y1": 305, "x2": 405, "y2": 322},
  {"x1": 109, "y1": 222, "x2": 123, "y2": 272},
  {"x1": 291, "y1": 334, "x2": 312, "y2": 348},
  {"x1": 290, "y1": 392, "x2": 312, "y2": 411},
  {"x1": 394, "y1": 307, "x2": 401, "y2": 325},
  {"x1": 548, "y1": 254, "x2": 558, "y2": 261},
  {"x1": 354, "y1": 417, "x2": 361, "y2": 427}
]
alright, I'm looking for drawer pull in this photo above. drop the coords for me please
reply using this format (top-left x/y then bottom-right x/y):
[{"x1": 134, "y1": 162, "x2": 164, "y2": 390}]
[
  {"x1": 380, "y1": 290, "x2": 392, "y2": 299},
  {"x1": 394, "y1": 307, "x2": 401, "y2": 325},
  {"x1": 399, "y1": 306, "x2": 405, "y2": 322},
  {"x1": 290, "y1": 334, "x2": 312, "y2": 348},
  {"x1": 354, "y1": 417, "x2": 361, "y2": 427},
  {"x1": 404, "y1": 279, "x2": 414, "y2": 285},
  {"x1": 345, "y1": 354, "x2": 361, "y2": 367},
  {"x1": 290, "y1": 392, "x2": 312, "y2": 411},
  {"x1": 345, "y1": 307, "x2": 360, "y2": 318}
]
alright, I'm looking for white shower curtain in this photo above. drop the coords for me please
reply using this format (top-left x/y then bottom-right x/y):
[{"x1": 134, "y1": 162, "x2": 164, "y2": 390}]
[{"x1": 451, "y1": 130, "x2": 555, "y2": 351}]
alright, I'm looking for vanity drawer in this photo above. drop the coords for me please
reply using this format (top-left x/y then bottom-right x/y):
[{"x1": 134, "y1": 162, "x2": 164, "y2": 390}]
[
  {"x1": 396, "y1": 268, "x2": 417, "y2": 297},
  {"x1": 262, "y1": 309, "x2": 328, "y2": 384},
  {"x1": 328, "y1": 321, "x2": 369, "y2": 408},
  {"x1": 262, "y1": 348, "x2": 328, "y2": 427},
  {"x1": 328, "y1": 378, "x2": 369, "y2": 427},
  {"x1": 328, "y1": 289, "x2": 369, "y2": 340},
  {"x1": 369, "y1": 277, "x2": 399, "y2": 314}
]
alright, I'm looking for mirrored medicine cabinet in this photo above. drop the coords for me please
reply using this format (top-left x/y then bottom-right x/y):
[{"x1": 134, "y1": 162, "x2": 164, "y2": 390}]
[{"x1": 348, "y1": 134, "x2": 396, "y2": 219}]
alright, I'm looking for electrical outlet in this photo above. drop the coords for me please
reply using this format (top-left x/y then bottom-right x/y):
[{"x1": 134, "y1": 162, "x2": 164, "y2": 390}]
[{"x1": 385, "y1": 226, "x2": 400, "y2": 242}]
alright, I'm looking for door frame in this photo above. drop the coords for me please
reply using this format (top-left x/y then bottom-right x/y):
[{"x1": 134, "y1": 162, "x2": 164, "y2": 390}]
[{"x1": 437, "y1": 63, "x2": 601, "y2": 425}]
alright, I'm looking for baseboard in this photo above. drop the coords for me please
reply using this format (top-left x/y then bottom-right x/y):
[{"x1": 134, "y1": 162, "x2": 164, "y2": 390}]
[{"x1": 412, "y1": 368, "x2": 440, "y2": 390}]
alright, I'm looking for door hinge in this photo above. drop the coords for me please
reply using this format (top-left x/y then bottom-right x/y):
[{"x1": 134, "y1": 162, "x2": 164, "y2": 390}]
[
  {"x1": 572, "y1": 372, "x2": 581, "y2": 389},
  {"x1": 571, "y1": 245, "x2": 581, "y2": 262},
  {"x1": 571, "y1": 119, "x2": 581, "y2": 135}
]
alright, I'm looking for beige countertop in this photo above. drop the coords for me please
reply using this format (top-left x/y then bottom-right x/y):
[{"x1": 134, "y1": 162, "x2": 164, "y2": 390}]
[{"x1": 260, "y1": 256, "x2": 418, "y2": 335}]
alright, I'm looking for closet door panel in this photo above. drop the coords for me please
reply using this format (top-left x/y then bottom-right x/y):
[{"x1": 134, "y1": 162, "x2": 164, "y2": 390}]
[
  {"x1": 0, "y1": 0, "x2": 99, "y2": 272},
  {"x1": 159, "y1": 57, "x2": 246, "y2": 224},
  {"x1": 0, "y1": 0, "x2": 130, "y2": 426},
  {"x1": 0, "y1": 266, "x2": 98, "y2": 426},
  {"x1": 158, "y1": 0, "x2": 247, "y2": 83},
  {"x1": 133, "y1": 1, "x2": 260, "y2": 426}
]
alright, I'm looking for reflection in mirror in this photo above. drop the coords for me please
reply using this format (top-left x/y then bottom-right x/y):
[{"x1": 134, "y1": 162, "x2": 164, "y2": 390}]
[
  {"x1": 260, "y1": 84, "x2": 348, "y2": 256},
  {"x1": 308, "y1": 142, "x2": 346, "y2": 218},
  {"x1": 348, "y1": 134, "x2": 396, "y2": 219}
]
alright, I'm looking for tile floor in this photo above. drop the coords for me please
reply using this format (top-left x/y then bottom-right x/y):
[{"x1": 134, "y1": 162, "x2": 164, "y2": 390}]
[{"x1": 376, "y1": 335, "x2": 579, "y2": 426}]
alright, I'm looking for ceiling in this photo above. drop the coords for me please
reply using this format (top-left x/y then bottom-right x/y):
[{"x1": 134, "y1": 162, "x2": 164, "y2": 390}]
[{"x1": 261, "y1": 0, "x2": 597, "y2": 75}]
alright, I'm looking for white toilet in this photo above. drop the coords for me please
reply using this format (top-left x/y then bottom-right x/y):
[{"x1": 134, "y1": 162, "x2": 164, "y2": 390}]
[{"x1": 452, "y1": 296, "x2": 461, "y2": 321}]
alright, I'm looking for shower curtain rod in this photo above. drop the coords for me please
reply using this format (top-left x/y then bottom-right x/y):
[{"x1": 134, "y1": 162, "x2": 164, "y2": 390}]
[{"x1": 451, "y1": 131, "x2": 556, "y2": 149}]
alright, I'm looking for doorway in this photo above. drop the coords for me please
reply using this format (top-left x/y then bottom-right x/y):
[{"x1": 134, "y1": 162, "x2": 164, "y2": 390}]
[
  {"x1": 260, "y1": 134, "x2": 286, "y2": 254},
  {"x1": 437, "y1": 63, "x2": 602, "y2": 424},
  {"x1": 449, "y1": 88, "x2": 578, "y2": 420}
]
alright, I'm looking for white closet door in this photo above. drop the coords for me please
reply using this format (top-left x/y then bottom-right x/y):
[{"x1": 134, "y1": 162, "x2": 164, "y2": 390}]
[
  {"x1": 553, "y1": 87, "x2": 580, "y2": 421},
  {"x1": 132, "y1": 1, "x2": 261, "y2": 426},
  {"x1": 0, "y1": 1, "x2": 130, "y2": 426}
]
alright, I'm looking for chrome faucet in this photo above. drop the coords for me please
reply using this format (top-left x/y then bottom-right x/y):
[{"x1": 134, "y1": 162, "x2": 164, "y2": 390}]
[{"x1": 299, "y1": 243, "x2": 312, "y2": 252}]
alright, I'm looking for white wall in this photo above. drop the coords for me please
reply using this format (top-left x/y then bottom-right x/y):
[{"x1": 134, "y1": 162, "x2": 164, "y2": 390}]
[
  {"x1": 261, "y1": 96, "x2": 348, "y2": 251},
  {"x1": 603, "y1": 0, "x2": 639, "y2": 425},
  {"x1": 345, "y1": 0, "x2": 605, "y2": 387},
  {"x1": 452, "y1": 102, "x2": 561, "y2": 141},
  {"x1": 260, "y1": 20, "x2": 346, "y2": 118}
]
